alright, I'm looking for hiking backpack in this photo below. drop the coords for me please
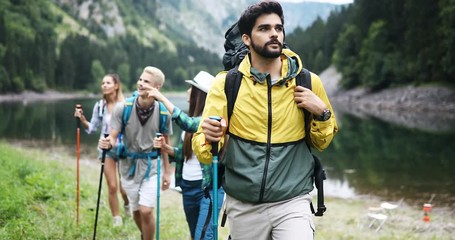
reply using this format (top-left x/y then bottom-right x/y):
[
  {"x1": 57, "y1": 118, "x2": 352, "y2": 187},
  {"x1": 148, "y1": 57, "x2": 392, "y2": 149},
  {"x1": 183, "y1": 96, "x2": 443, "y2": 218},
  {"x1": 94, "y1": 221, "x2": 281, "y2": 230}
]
[
  {"x1": 117, "y1": 91, "x2": 170, "y2": 159},
  {"x1": 222, "y1": 22, "x2": 249, "y2": 71},
  {"x1": 221, "y1": 21, "x2": 327, "y2": 218},
  {"x1": 222, "y1": 22, "x2": 288, "y2": 71}
]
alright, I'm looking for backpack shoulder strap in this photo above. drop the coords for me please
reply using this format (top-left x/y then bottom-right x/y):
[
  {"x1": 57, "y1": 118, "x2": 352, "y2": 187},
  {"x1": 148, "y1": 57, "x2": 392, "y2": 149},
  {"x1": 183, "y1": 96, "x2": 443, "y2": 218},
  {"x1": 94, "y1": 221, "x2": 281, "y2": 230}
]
[
  {"x1": 296, "y1": 68, "x2": 312, "y2": 89},
  {"x1": 296, "y1": 69, "x2": 327, "y2": 217},
  {"x1": 121, "y1": 96, "x2": 135, "y2": 134},
  {"x1": 158, "y1": 102, "x2": 169, "y2": 134},
  {"x1": 225, "y1": 66, "x2": 243, "y2": 125},
  {"x1": 97, "y1": 99, "x2": 105, "y2": 118},
  {"x1": 121, "y1": 97, "x2": 169, "y2": 135},
  {"x1": 296, "y1": 68, "x2": 312, "y2": 148}
]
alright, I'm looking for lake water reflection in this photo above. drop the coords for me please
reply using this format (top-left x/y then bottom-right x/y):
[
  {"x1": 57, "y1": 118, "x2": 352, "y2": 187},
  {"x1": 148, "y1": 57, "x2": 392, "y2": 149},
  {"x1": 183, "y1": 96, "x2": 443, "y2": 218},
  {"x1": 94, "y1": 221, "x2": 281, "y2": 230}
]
[{"x1": 0, "y1": 96, "x2": 454, "y2": 208}]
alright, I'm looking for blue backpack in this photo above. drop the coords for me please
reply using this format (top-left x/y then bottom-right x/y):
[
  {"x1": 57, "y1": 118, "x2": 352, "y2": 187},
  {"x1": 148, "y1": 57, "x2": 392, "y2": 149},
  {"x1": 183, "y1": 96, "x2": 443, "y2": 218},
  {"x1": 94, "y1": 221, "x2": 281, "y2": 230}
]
[{"x1": 117, "y1": 91, "x2": 170, "y2": 159}]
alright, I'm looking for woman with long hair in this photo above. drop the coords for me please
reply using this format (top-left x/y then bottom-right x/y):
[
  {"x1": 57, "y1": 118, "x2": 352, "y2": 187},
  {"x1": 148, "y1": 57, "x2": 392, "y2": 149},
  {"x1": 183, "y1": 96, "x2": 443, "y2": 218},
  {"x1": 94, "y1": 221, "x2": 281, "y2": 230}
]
[{"x1": 74, "y1": 73, "x2": 130, "y2": 226}]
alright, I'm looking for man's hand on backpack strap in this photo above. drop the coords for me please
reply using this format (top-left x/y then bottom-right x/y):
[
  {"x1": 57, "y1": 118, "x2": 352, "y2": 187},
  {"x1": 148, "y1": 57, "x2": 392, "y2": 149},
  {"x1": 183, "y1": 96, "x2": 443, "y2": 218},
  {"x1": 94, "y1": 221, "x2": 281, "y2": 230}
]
[
  {"x1": 202, "y1": 117, "x2": 227, "y2": 144},
  {"x1": 294, "y1": 85, "x2": 327, "y2": 116}
]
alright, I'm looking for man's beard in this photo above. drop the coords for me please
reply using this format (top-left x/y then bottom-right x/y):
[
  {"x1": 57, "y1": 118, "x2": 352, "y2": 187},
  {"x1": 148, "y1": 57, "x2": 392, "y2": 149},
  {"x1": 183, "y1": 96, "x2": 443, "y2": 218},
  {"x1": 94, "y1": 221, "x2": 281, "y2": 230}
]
[{"x1": 251, "y1": 39, "x2": 283, "y2": 58}]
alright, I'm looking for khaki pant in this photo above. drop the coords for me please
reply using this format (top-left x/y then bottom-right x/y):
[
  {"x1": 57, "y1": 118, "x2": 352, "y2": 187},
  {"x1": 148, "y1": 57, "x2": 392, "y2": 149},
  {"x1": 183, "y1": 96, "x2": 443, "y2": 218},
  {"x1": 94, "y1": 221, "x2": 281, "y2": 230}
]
[{"x1": 226, "y1": 194, "x2": 315, "y2": 240}]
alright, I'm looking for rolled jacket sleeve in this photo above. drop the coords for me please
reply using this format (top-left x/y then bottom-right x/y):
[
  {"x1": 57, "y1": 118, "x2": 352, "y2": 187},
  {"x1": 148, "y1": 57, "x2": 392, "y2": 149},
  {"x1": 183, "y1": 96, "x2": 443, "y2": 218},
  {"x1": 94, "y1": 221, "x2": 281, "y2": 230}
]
[
  {"x1": 309, "y1": 117, "x2": 337, "y2": 151},
  {"x1": 308, "y1": 73, "x2": 339, "y2": 151}
]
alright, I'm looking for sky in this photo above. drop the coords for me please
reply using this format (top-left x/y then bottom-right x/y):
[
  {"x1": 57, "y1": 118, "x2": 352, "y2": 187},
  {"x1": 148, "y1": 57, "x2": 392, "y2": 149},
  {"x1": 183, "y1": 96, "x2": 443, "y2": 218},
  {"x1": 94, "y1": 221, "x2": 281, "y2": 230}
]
[{"x1": 280, "y1": 0, "x2": 354, "y2": 4}]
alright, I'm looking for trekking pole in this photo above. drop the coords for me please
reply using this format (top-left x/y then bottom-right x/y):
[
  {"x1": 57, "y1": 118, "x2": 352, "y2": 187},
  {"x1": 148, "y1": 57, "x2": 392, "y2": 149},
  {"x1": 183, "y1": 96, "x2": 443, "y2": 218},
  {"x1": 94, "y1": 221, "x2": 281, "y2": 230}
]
[
  {"x1": 209, "y1": 116, "x2": 221, "y2": 240},
  {"x1": 155, "y1": 132, "x2": 162, "y2": 240},
  {"x1": 75, "y1": 104, "x2": 82, "y2": 225},
  {"x1": 93, "y1": 133, "x2": 109, "y2": 240}
]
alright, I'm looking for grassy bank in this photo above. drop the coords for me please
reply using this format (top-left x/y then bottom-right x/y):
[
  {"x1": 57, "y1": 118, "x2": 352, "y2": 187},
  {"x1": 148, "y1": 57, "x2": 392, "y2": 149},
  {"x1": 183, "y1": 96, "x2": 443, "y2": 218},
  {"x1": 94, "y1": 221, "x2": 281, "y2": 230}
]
[{"x1": 0, "y1": 142, "x2": 453, "y2": 239}]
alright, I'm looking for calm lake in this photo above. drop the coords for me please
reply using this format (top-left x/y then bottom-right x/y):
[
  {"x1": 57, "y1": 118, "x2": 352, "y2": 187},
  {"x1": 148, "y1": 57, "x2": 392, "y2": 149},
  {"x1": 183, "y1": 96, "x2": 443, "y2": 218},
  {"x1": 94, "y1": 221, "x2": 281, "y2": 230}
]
[{"x1": 0, "y1": 95, "x2": 454, "y2": 209}]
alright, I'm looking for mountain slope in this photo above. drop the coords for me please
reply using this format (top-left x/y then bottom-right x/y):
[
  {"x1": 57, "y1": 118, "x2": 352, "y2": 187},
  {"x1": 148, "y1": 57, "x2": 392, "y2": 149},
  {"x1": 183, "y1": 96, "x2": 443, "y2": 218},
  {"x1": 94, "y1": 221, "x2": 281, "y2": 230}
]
[
  {"x1": 51, "y1": 0, "x2": 177, "y2": 52},
  {"x1": 51, "y1": 0, "x2": 344, "y2": 56},
  {"x1": 156, "y1": 0, "x2": 344, "y2": 55}
]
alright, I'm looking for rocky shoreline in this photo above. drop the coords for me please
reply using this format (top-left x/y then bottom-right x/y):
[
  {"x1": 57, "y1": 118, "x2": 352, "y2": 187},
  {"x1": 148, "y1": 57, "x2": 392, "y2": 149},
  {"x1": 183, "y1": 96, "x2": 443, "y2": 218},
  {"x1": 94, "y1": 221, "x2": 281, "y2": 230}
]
[
  {"x1": 319, "y1": 67, "x2": 455, "y2": 132},
  {"x1": 331, "y1": 87, "x2": 455, "y2": 132}
]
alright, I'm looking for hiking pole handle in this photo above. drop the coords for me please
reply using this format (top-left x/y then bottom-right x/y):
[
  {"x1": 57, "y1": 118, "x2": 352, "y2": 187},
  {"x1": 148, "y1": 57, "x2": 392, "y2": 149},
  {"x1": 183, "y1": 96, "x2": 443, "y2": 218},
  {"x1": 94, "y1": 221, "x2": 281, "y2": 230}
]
[
  {"x1": 101, "y1": 134, "x2": 109, "y2": 164},
  {"x1": 209, "y1": 116, "x2": 222, "y2": 156},
  {"x1": 75, "y1": 104, "x2": 82, "y2": 129},
  {"x1": 155, "y1": 132, "x2": 162, "y2": 156}
]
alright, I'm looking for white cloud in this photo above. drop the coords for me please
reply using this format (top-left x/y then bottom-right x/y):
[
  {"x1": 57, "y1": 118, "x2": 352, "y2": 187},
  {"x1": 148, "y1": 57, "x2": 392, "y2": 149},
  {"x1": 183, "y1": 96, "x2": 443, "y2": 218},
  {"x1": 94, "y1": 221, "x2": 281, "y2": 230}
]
[{"x1": 279, "y1": 0, "x2": 353, "y2": 4}]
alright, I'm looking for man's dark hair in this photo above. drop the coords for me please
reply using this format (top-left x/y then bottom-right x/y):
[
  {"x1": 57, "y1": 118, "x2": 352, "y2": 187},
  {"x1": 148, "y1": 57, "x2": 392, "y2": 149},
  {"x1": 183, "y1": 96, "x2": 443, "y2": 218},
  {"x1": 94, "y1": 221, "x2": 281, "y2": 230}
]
[{"x1": 238, "y1": 1, "x2": 284, "y2": 36}]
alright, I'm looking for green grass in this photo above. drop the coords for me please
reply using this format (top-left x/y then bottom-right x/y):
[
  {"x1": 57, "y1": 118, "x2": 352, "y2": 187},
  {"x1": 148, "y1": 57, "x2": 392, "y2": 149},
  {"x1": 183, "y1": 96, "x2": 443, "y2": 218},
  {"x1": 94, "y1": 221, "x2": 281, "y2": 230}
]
[
  {"x1": 0, "y1": 141, "x2": 453, "y2": 239},
  {"x1": 0, "y1": 141, "x2": 228, "y2": 239}
]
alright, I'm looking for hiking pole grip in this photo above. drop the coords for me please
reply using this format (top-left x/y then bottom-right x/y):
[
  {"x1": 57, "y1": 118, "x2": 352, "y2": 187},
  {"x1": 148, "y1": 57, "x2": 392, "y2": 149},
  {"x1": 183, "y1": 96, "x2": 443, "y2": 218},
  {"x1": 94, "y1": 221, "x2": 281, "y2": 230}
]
[
  {"x1": 75, "y1": 104, "x2": 82, "y2": 129},
  {"x1": 209, "y1": 116, "x2": 222, "y2": 156},
  {"x1": 209, "y1": 116, "x2": 221, "y2": 240},
  {"x1": 101, "y1": 134, "x2": 109, "y2": 164},
  {"x1": 155, "y1": 133, "x2": 162, "y2": 156}
]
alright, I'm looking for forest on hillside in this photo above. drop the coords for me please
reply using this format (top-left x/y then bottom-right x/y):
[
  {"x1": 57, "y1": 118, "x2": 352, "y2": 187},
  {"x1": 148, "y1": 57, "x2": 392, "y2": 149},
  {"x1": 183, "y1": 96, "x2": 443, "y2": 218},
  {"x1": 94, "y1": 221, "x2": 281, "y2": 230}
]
[
  {"x1": 1, "y1": 0, "x2": 454, "y2": 94},
  {"x1": 287, "y1": 0, "x2": 455, "y2": 90},
  {"x1": 0, "y1": 0, "x2": 221, "y2": 93}
]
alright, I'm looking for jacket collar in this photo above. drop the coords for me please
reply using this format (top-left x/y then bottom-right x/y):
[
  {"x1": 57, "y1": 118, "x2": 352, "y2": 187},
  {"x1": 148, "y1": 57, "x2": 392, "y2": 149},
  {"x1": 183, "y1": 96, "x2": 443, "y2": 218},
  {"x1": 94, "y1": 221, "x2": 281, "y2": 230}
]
[{"x1": 238, "y1": 49, "x2": 302, "y2": 86}]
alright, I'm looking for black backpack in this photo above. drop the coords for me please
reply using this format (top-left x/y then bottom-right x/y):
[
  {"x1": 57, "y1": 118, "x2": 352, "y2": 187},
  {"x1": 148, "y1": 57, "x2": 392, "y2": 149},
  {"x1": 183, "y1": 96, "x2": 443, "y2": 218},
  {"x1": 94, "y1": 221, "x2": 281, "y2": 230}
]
[
  {"x1": 222, "y1": 22, "x2": 289, "y2": 71},
  {"x1": 222, "y1": 22, "x2": 249, "y2": 71},
  {"x1": 221, "y1": 21, "x2": 327, "y2": 218}
]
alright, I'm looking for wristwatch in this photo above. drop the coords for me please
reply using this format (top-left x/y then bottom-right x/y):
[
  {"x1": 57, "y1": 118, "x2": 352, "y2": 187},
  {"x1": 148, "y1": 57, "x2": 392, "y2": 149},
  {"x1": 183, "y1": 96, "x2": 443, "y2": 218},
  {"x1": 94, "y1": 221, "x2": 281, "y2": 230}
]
[{"x1": 314, "y1": 109, "x2": 331, "y2": 121}]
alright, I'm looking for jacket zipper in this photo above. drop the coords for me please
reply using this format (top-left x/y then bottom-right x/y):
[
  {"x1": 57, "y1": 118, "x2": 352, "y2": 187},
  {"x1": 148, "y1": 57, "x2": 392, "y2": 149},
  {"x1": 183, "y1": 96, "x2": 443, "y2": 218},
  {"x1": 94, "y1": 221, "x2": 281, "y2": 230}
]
[{"x1": 259, "y1": 78, "x2": 273, "y2": 202}]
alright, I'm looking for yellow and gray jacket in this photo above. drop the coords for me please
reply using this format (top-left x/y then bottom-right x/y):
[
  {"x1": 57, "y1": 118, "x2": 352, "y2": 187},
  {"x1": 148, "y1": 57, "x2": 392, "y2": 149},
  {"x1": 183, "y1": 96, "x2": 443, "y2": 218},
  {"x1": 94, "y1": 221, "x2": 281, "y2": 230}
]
[{"x1": 192, "y1": 49, "x2": 338, "y2": 203}]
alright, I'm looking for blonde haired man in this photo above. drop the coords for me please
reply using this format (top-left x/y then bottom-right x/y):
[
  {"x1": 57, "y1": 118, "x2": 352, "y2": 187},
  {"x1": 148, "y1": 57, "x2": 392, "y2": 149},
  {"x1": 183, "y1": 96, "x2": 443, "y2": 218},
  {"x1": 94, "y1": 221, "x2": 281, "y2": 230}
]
[
  {"x1": 143, "y1": 66, "x2": 165, "y2": 86},
  {"x1": 99, "y1": 66, "x2": 173, "y2": 240}
]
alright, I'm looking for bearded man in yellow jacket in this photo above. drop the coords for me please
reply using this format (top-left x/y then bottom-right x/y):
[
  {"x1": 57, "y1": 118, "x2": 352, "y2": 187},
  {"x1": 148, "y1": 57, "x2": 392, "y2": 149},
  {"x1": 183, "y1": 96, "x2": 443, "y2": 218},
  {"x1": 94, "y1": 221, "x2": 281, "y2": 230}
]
[{"x1": 192, "y1": 1, "x2": 338, "y2": 239}]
